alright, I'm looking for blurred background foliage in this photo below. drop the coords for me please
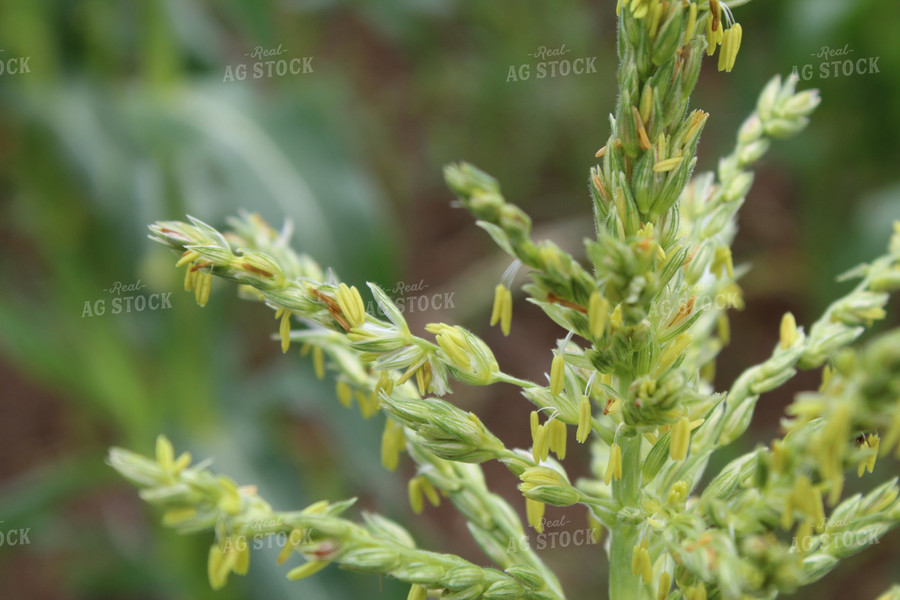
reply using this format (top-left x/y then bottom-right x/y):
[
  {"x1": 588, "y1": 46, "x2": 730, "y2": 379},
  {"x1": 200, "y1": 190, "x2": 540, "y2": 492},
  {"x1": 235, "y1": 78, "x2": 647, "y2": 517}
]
[{"x1": 0, "y1": 0, "x2": 898, "y2": 598}]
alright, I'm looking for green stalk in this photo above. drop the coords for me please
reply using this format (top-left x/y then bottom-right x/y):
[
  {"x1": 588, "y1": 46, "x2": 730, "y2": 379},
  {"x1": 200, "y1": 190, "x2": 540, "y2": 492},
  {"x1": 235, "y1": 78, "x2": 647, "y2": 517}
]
[
  {"x1": 610, "y1": 430, "x2": 643, "y2": 600},
  {"x1": 610, "y1": 524, "x2": 641, "y2": 600}
]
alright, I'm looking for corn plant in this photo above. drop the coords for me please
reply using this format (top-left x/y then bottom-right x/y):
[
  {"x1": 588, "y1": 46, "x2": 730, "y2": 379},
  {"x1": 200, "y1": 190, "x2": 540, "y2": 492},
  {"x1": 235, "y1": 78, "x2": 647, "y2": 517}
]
[{"x1": 109, "y1": 1, "x2": 900, "y2": 598}]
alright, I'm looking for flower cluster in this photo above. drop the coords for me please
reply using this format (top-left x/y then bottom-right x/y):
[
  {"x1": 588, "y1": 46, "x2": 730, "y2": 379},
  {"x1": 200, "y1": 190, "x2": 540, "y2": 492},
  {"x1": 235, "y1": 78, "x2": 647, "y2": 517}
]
[
  {"x1": 109, "y1": 437, "x2": 559, "y2": 599},
  {"x1": 113, "y1": 2, "x2": 900, "y2": 599}
]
